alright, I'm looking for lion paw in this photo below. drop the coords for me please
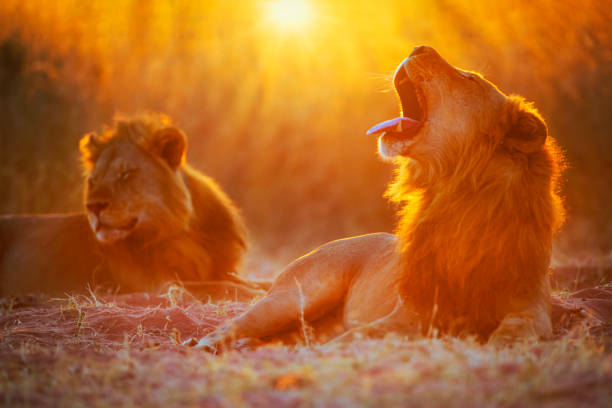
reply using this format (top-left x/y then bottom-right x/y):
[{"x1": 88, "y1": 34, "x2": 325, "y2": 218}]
[
  {"x1": 182, "y1": 334, "x2": 224, "y2": 353},
  {"x1": 488, "y1": 315, "x2": 539, "y2": 347}
]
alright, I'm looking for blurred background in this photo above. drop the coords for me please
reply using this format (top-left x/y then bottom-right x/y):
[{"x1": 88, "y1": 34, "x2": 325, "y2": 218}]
[{"x1": 0, "y1": 0, "x2": 610, "y2": 272}]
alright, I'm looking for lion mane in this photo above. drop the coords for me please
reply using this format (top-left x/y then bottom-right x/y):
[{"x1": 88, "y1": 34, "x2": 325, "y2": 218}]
[
  {"x1": 78, "y1": 114, "x2": 249, "y2": 292},
  {"x1": 390, "y1": 97, "x2": 566, "y2": 338}
]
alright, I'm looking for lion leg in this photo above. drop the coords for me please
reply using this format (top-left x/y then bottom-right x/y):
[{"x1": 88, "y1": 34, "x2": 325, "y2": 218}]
[
  {"x1": 193, "y1": 242, "x2": 358, "y2": 351},
  {"x1": 488, "y1": 297, "x2": 552, "y2": 346},
  {"x1": 327, "y1": 297, "x2": 419, "y2": 344},
  {"x1": 488, "y1": 276, "x2": 553, "y2": 346}
]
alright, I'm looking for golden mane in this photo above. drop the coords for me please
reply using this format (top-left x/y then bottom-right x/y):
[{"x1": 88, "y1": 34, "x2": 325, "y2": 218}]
[{"x1": 390, "y1": 96, "x2": 566, "y2": 338}]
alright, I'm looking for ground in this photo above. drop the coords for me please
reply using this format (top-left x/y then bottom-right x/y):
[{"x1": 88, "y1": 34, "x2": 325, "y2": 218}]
[{"x1": 1, "y1": 269, "x2": 611, "y2": 407}]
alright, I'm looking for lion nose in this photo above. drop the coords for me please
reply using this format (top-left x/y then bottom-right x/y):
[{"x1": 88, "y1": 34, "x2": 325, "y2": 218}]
[
  {"x1": 87, "y1": 201, "x2": 109, "y2": 216},
  {"x1": 410, "y1": 45, "x2": 432, "y2": 57}
]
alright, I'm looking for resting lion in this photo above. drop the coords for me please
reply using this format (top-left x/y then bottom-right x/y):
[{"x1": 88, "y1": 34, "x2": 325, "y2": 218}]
[
  {"x1": 0, "y1": 115, "x2": 263, "y2": 300},
  {"x1": 196, "y1": 46, "x2": 565, "y2": 349}
]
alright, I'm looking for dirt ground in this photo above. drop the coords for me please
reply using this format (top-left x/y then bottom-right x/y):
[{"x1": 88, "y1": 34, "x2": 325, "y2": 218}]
[{"x1": 1, "y1": 281, "x2": 611, "y2": 407}]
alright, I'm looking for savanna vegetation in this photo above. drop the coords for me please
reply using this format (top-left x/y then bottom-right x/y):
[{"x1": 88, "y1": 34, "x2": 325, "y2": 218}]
[
  {"x1": 1, "y1": 0, "x2": 611, "y2": 406},
  {"x1": 1, "y1": 0, "x2": 611, "y2": 264},
  {"x1": 0, "y1": 288, "x2": 610, "y2": 407}
]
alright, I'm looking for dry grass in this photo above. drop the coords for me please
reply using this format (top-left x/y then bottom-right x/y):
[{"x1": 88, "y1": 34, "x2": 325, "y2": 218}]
[
  {"x1": 0, "y1": 287, "x2": 611, "y2": 407},
  {"x1": 1, "y1": 1, "x2": 611, "y2": 406},
  {"x1": 0, "y1": 0, "x2": 611, "y2": 262}
]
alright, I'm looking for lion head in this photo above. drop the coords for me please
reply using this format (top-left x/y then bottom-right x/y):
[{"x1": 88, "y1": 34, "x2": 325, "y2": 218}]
[
  {"x1": 80, "y1": 115, "x2": 192, "y2": 245},
  {"x1": 369, "y1": 46, "x2": 566, "y2": 337},
  {"x1": 372, "y1": 46, "x2": 557, "y2": 189},
  {"x1": 78, "y1": 114, "x2": 247, "y2": 291}
]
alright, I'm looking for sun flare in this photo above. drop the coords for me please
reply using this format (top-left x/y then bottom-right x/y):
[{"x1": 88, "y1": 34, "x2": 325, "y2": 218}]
[{"x1": 264, "y1": 0, "x2": 313, "y2": 32}]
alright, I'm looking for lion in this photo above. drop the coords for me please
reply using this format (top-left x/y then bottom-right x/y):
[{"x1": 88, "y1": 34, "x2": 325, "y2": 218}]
[
  {"x1": 0, "y1": 114, "x2": 265, "y2": 300},
  {"x1": 194, "y1": 46, "x2": 565, "y2": 350}
]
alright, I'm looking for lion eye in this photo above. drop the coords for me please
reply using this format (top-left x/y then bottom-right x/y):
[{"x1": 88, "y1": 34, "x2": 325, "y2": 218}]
[
  {"x1": 460, "y1": 71, "x2": 478, "y2": 81},
  {"x1": 119, "y1": 169, "x2": 135, "y2": 182}
]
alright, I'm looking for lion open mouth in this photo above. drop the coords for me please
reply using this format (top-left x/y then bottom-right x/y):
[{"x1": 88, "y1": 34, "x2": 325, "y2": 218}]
[
  {"x1": 366, "y1": 59, "x2": 425, "y2": 145},
  {"x1": 91, "y1": 217, "x2": 138, "y2": 244},
  {"x1": 97, "y1": 218, "x2": 138, "y2": 233}
]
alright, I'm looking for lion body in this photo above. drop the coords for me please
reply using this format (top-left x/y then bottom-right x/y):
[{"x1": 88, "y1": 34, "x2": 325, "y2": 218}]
[
  {"x1": 0, "y1": 116, "x2": 261, "y2": 300},
  {"x1": 0, "y1": 213, "x2": 102, "y2": 296},
  {"x1": 199, "y1": 47, "x2": 565, "y2": 348}
]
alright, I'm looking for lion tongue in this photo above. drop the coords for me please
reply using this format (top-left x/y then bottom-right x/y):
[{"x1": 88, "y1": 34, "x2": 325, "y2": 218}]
[{"x1": 366, "y1": 117, "x2": 420, "y2": 137}]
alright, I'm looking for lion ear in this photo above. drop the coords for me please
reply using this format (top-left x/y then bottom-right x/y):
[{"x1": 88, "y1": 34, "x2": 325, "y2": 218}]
[
  {"x1": 152, "y1": 126, "x2": 187, "y2": 170},
  {"x1": 79, "y1": 132, "x2": 101, "y2": 168},
  {"x1": 503, "y1": 104, "x2": 548, "y2": 154}
]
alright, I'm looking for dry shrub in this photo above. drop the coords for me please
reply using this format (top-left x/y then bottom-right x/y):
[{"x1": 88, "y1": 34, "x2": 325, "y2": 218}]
[{"x1": 0, "y1": 0, "x2": 610, "y2": 263}]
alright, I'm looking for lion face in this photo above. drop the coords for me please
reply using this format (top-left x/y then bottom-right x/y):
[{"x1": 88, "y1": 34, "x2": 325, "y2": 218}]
[
  {"x1": 371, "y1": 46, "x2": 546, "y2": 172},
  {"x1": 80, "y1": 123, "x2": 193, "y2": 245}
]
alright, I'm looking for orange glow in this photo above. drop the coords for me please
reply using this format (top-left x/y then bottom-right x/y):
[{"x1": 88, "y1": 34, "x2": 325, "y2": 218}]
[
  {"x1": 263, "y1": 0, "x2": 313, "y2": 32},
  {"x1": 0, "y1": 0, "x2": 609, "y2": 259}
]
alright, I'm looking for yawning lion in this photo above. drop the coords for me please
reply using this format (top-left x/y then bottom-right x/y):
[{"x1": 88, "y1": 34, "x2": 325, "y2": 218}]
[{"x1": 196, "y1": 46, "x2": 565, "y2": 348}]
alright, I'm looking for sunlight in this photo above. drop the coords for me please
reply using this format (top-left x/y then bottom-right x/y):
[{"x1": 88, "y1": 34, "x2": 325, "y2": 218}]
[{"x1": 264, "y1": 0, "x2": 313, "y2": 32}]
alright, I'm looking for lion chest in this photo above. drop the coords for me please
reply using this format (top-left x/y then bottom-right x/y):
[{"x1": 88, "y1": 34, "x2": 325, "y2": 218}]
[{"x1": 105, "y1": 237, "x2": 212, "y2": 292}]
